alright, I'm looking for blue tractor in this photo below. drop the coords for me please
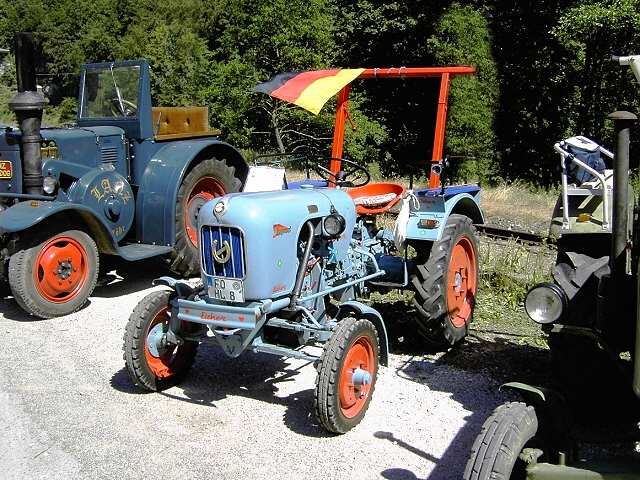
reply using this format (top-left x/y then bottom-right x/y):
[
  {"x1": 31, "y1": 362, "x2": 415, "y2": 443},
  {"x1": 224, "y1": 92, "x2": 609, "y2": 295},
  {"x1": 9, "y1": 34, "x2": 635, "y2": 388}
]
[
  {"x1": 122, "y1": 67, "x2": 483, "y2": 433},
  {"x1": 0, "y1": 33, "x2": 247, "y2": 318}
]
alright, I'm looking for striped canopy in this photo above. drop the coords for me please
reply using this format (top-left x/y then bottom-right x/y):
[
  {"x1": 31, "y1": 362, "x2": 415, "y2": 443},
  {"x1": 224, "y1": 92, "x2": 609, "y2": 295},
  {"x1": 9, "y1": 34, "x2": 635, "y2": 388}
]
[{"x1": 255, "y1": 69, "x2": 365, "y2": 115}]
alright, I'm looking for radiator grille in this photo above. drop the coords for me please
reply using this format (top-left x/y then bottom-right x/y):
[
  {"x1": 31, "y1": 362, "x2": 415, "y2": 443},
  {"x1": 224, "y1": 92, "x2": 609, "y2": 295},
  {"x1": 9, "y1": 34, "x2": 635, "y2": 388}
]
[
  {"x1": 101, "y1": 147, "x2": 118, "y2": 163},
  {"x1": 201, "y1": 225, "x2": 245, "y2": 278}
]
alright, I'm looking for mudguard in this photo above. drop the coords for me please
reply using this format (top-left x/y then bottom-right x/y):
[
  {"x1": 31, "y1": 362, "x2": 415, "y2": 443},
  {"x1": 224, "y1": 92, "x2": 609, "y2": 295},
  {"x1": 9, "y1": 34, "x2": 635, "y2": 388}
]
[
  {"x1": 152, "y1": 276, "x2": 195, "y2": 298},
  {"x1": 135, "y1": 139, "x2": 248, "y2": 246},
  {"x1": 406, "y1": 188, "x2": 484, "y2": 242},
  {"x1": 336, "y1": 300, "x2": 389, "y2": 366}
]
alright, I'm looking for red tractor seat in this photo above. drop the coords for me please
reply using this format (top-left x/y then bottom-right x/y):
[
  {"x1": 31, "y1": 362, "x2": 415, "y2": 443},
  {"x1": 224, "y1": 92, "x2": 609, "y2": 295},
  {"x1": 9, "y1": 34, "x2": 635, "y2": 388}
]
[{"x1": 348, "y1": 182, "x2": 405, "y2": 215}]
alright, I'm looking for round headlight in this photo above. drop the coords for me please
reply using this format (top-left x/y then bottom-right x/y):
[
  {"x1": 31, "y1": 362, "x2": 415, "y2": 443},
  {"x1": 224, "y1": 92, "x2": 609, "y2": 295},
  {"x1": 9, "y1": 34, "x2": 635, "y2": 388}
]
[
  {"x1": 524, "y1": 283, "x2": 566, "y2": 324},
  {"x1": 43, "y1": 175, "x2": 58, "y2": 194},
  {"x1": 323, "y1": 213, "x2": 346, "y2": 237}
]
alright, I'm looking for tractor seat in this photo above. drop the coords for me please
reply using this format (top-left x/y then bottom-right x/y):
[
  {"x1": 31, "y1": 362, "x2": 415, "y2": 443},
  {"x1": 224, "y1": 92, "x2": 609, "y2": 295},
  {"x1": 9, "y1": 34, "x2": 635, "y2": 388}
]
[
  {"x1": 288, "y1": 179, "x2": 329, "y2": 189},
  {"x1": 152, "y1": 106, "x2": 222, "y2": 141},
  {"x1": 347, "y1": 182, "x2": 405, "y2": 215}
]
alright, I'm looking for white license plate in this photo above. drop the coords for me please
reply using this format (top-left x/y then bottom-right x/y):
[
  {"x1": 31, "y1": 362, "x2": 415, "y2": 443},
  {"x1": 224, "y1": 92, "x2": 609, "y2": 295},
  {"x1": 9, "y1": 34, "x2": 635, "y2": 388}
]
[{"x1": 209, "y1": 277, "x2": 244, "y2": 303}]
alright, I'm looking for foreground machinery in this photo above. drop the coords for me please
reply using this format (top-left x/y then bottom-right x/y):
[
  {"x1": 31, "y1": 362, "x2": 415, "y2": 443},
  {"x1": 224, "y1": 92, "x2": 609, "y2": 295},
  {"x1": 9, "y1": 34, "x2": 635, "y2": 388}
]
[
  {"x1": 123, "y1": 67, "x2": 483, "y2": 433},
  {"x1": 464, "y1": 56, "x2": 640, "y2": 479},
  {"x1": 0, "y1": 33, "x2": 247, "y2": 317}
]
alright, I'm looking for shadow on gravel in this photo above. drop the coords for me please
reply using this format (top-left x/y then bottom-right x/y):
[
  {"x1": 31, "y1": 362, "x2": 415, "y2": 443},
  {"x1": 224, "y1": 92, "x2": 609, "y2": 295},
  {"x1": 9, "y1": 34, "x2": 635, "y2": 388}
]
[
  {"x1": 111, "y1": 342, "x2": 333, "y2": 438},
  {"x1": 0, "y1": 295, "x2": 93, "y2": 321},
  {"x1": 93, "y1": 256, "x2": 175, "y2": 299}
]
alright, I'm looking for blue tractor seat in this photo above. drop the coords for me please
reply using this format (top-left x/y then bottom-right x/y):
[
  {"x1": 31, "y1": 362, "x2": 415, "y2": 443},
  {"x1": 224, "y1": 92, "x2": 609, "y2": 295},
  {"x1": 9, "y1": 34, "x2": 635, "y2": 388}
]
[
  {"x1": 288, "y1": 179, "x2": 329, "y2": 189},
  {"x1": 415, "y1": 184, "x2": 480, "y2": 198}
]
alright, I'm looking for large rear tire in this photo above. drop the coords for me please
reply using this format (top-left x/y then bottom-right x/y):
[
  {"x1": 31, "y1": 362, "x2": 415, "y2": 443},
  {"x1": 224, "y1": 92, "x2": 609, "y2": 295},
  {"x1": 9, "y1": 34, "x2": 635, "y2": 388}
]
[
  {"x1": 170, "y1": 157, "x2": 242, "y2": 276},
  {"x1": 123, "y1": 290, "x2": 199, "y2": 391},
  {"x1": 464, "y1": 402, "x2": 538, "y2": 480},
  {"x1": 314, "y1": 317, "x2": 379, "y2": 434},
  {"x1": 411, "y1": 214, "x2": 478, "y2": 347},
  {"x1": 8, "y1": 229, "x2": 99, "y2": 318}
]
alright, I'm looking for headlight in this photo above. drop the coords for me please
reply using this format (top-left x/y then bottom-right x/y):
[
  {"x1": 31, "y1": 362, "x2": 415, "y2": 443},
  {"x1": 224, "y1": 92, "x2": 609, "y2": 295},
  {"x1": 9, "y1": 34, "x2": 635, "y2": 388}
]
[
  {"x1": 524, "y1": 283, "x2": 567, "y2": 324},
  {"x1": 43, "y1": 175, "x2": 58, "y2": 194},
  {"x1": 323, "y1": 213, "x2": 346, "y2": 237}
]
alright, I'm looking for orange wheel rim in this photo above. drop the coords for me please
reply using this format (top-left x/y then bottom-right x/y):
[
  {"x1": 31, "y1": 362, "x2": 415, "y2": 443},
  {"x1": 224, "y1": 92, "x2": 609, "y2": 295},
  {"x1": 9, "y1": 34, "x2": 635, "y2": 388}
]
[
  {"x1": 184, "y1": 176, "x2": 226, "y2": 246},
  {"x1": 33, "y1": 235, "x2": 89, "y2": 303},
  {"x1": 143, "y1": 306, "x2": 181, "y2": 379},
  {"x1": 447, "y1": 235, "x2": 477, "y2": 328},
  {"x1": 338, "y1": 335, "x2": 375, "y2": 418}
]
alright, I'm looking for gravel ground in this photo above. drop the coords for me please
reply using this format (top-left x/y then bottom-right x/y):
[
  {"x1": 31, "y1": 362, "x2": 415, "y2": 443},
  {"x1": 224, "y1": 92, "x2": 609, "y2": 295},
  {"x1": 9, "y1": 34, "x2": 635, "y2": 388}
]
[{"x1": 0, "y1": 260, "x2": 508, "y2": 480}]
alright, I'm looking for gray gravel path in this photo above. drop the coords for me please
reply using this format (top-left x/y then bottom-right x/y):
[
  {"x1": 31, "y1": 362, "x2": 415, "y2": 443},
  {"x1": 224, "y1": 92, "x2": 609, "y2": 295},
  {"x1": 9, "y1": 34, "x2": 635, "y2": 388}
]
[{"x1": 0, "y1": 261, "x2": 505, "y2": 479}]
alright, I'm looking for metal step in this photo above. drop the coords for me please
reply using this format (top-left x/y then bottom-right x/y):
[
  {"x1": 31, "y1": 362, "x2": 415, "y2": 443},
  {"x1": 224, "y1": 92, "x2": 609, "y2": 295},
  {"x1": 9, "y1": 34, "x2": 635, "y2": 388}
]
[{"x1": 117, "y1": 243, "x2": 173, "y2": 261}]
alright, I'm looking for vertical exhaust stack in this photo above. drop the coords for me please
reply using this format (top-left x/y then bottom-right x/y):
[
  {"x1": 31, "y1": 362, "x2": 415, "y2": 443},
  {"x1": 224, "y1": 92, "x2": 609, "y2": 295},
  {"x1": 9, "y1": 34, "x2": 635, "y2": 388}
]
[{"x1": 8, "y1": 32, "x2": 46, "y2": 195}]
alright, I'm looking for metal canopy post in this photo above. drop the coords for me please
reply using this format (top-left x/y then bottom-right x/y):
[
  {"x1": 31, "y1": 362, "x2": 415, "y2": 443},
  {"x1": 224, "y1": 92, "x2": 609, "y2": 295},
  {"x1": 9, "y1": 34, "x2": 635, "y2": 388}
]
[
  {"x1": 430, "y1": 73, "x2": 450, "y2": 189},
  {"x1": 330, "y1": 85, "x2": 351, "y2": 175}
]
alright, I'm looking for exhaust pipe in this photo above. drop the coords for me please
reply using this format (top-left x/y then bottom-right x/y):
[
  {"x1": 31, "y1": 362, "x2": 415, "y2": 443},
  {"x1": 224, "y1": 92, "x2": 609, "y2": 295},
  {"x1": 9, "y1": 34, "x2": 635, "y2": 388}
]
[
  {"x1": 8, "y1": 32, "x2": 46, "y2": 195},
  {"x1": 608, "y1": 111, "x2": 640, "y2": 398}
]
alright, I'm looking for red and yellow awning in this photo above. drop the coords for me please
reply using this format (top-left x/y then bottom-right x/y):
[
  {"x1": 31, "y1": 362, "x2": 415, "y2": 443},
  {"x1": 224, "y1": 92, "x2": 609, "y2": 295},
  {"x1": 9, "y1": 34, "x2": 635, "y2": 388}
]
[{"x1": 255, "y1": 69, "x2": 365, "y2": 115}]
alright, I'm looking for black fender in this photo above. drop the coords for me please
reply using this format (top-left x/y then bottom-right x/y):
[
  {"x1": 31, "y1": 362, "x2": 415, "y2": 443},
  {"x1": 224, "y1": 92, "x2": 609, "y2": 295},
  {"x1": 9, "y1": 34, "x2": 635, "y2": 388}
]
[
  {"x1": 336, "y1": 300, "x2": 389, "y2": 366},
  {"x1": 135, "y1": 139, "x2": 249, "y2": 246}
]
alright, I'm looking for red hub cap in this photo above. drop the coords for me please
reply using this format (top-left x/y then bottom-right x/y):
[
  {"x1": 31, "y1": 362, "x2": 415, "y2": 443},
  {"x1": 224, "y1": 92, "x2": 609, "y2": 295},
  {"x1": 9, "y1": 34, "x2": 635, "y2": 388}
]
[
  {"x1": 339, "y1": 335, "x2": 375, "y2": 418},
  {"x1": 33, "y1": 236, "x2": 89, "y2": 303},
  {"x1": 144, "y1": 307, "x2": 181, "y2": 379},
  {"x1": 184, "y1": 177, "x2": 226, "y2": 246},
  {"x1": 447, "y1": 236, "x2": 477, "y2": 328}
]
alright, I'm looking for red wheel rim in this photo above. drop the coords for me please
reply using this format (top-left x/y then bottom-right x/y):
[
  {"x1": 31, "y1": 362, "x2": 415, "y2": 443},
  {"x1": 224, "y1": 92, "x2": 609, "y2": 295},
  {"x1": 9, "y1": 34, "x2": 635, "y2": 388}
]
[
  {"x1": 143, "y1": 306, "x2": 181, "y2": 379},
  {"x1": 447, "y1": 236, "x2": 477, "y2": 328},
  {"x1": 33, "y1": 235, "x2": 89, "y2": 303},
  {"x1": 184, "y1": 176, "x2": 226, "y2": 246},
  {"x1": 339, "y1": 335, "x2": 376, "y2": 418}
]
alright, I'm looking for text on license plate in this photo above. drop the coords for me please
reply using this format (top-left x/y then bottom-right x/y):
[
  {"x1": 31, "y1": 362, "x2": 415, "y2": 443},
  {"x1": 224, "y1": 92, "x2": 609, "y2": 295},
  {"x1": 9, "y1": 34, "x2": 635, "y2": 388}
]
[
  {"x1": 209, "y1": 277, "x2": 244, "y2": 302},
  {"x1": 0, "y1": 161, "x2": 12, "y2": 179}
]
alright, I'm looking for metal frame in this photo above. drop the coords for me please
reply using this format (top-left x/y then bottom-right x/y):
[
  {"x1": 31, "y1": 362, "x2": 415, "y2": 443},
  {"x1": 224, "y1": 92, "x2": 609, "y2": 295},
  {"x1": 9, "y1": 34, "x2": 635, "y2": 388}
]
[{"x1": 329, "y1": 66, "x2": 476, "y2": 189}]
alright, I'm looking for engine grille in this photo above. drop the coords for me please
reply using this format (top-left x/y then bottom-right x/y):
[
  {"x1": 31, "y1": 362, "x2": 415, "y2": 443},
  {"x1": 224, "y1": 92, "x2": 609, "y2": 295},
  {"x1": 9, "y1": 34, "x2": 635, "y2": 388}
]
[
  {"x1": 101, "y1": 147, "x2": 118, "y2": 163},
  {"x1": 201, "y1": 225, "x2": 245, "y2": 278}
]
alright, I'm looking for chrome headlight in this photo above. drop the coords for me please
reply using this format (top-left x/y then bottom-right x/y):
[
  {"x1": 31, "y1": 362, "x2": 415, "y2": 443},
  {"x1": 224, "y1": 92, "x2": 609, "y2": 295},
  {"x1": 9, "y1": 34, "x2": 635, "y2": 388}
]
[
  {"x1": 524, "y1": 283, "x2": 567, "y2": 324},
  {"x1": 323, "y1": 213, "x2": 346, "y2": 237}
]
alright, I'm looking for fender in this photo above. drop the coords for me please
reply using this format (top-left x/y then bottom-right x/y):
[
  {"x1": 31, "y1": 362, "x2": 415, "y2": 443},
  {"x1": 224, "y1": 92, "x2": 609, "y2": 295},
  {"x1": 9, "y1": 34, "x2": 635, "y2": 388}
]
[
  {"x1": 405, "y1": 189, "x2": 484, "y2": 242},
  {"x1": 135, "y1": 139, "x2": 249, "y2": 246},
  {"x1": 152, "y1": 276, "x2": 195, "y2": 298},
  {"x1": 336, "y1": 300, "x2": 389, "y2": 366}
]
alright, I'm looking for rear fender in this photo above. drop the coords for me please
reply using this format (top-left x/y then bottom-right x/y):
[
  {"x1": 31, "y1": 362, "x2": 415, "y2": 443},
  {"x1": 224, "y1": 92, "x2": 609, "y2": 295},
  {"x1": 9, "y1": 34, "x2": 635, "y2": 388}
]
[
  {"x1": 0, "y1": 200, "x2": 118, "y2": 254},
  {"x1": 336, "y1": 300, "x2": 389, "y2": 366},
  {"x1": 406, "y1": 192, "x2": 484, "y2": 242},
  {"x1": 135, "y1": 139, "x2": 248, "y2": 246}
]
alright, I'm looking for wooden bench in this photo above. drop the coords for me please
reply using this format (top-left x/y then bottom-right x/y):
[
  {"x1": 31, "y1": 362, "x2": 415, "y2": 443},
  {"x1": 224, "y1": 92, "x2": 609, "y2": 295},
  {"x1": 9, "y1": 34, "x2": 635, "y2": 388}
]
[{"x1": 151, "y1": 106, "x2": 222, "y2": 141}]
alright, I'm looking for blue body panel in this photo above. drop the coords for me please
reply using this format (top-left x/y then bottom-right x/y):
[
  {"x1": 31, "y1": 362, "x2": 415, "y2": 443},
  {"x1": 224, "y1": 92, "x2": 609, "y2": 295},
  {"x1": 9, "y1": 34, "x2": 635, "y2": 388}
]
[{"x1": 198, "y1": 187, "x2": 356, "y2": 301}]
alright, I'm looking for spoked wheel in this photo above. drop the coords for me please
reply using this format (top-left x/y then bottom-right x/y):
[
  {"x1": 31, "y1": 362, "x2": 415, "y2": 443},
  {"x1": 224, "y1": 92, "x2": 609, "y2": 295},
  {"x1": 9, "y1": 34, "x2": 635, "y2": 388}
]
[
  {"x1": 123, "y1": 290, "x2": 199, "y2": 391},
  {"x1": 464, "y1": 402, "x2": 538, "y2": 480},
  {"x1": 8, "y1": 229, "x2": 99, "y2": 318},
  {"x1": 315, "y1": 317, "x2": 379, "y2": 434},
  {"x1": 171, "y1": 157, "x2": 242, "y2": 276},
  {"x1": 411, "y1": 214, "x2": 478, "y2": 347}
]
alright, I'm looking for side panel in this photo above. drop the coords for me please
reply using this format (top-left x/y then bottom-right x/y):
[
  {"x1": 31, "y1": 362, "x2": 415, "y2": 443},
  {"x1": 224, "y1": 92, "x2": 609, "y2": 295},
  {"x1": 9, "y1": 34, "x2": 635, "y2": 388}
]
[
  {"x1": 405, "y1": 191, "x2": 483, "y2": 242},
  {"x1": 135, "y1": 139, "x2": 248, "y2": 246}
]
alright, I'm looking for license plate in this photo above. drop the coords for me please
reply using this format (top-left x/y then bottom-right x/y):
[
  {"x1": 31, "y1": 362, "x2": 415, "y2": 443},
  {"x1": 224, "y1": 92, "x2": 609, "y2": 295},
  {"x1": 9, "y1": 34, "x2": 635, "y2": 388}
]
[
  {"x1": 0, "y1": 160, "x2": 12, "y2": 179},
  {"x1": 209, "y1": 277, "x2": 244, "y2": 303}
]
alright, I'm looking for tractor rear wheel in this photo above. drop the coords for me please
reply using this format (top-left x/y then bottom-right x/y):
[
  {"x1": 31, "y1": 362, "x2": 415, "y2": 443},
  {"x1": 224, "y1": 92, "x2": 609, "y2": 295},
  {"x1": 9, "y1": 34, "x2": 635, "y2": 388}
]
[
  {"x1": 464, "y1": 402, "x2": 538, "y2": 480},
  {"x1": 411, "y1": 214, "x2": 478, "y2": 347},
  {"x1": 171, "y1": 157, "x2": 242, "y2": 276},
  {"x1": 314, "y1": 317, "x2": 379, "y2": 434},
  {"x1": 8, "y1": 228, "x2": 99, "y2": 318},
  {"x1": 123, "y1": 290, "x2": 199, "y2": 391}
]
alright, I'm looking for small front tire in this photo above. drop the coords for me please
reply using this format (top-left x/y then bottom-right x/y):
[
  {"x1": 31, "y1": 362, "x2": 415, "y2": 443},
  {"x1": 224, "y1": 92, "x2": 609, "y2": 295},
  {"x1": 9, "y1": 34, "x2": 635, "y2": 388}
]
[
  {"x1": 464, "y1": 402, "x2": 538, "y2": 480},
  {"x1": 123, "y1": 290, "x2": 199, "y2": 391},
  {"x1": 314, "y1": 317, "x2": 379, "y2": 433}
]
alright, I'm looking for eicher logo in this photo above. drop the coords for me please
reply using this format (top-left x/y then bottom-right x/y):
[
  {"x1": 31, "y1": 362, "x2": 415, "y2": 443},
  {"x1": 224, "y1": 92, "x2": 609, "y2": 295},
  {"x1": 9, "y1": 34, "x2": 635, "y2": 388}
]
[
  {"x1": 273, "y1": 224, "x2": 291, "y2": 237},
  {"x1": 200, "y1": 312, "x2": 226, "y2": 321},
  {"x1": 212, "y1": 239, "x2": 231, "y2": 263}
]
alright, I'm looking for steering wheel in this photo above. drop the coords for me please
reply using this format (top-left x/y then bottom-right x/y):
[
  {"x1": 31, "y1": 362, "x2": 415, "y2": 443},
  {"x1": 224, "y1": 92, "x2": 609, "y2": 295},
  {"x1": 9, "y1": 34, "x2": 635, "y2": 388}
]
[
  {"x1": 312, "y1": 157, "x2": 370, "y2": 188},
  {"x1": 110, "y1": 98, "x2": 138, "y2": 117}
]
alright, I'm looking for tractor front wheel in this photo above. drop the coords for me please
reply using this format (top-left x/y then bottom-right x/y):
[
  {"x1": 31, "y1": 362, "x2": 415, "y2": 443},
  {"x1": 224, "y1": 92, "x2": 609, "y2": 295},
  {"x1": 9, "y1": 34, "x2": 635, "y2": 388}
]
[
  {"x1": 171, "y1": 157, "x2": 242, "y2": 276},
  {"x1": 314, "y1": 317, "x2": 379, "y2": 433},
  {"x1": 411, "y1": 214, "x2": 478, "y2": 347},
  {"x1": 123, "y1": 290, "x2": 199, "y2": 391},
  {"x1": 8, "y1": 229, "x2": 99, "y2": 318},
  {"x1": 464, "y1": 402, "x2": 538, "y2": 480}
]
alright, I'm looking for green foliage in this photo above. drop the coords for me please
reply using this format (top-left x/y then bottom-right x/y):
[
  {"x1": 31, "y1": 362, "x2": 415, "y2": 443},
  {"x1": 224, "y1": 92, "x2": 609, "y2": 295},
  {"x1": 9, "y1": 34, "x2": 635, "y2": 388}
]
[{"x1": 426, "y1": 4, "x2": 498, "y2": 183}]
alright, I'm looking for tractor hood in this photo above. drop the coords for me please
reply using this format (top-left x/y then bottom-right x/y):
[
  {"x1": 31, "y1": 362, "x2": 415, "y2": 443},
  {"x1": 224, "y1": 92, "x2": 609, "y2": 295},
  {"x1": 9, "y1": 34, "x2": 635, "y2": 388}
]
[{"x1": 198, "y1": 187, "x2": 356, "y2": 301}]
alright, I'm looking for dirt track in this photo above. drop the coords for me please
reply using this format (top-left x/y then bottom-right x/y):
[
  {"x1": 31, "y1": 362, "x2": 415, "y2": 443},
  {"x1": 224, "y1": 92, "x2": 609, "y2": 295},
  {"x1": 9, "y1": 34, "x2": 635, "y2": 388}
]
[{"x1": 0, "y1": 259, "x2": 507, "y2": 480}]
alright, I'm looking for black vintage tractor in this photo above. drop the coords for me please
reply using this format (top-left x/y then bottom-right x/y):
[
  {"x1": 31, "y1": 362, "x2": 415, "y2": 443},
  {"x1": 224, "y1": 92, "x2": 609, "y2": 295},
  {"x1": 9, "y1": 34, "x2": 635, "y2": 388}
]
[{"x1": 463, "y1": 56, "x2": 640, "y2": 479}]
